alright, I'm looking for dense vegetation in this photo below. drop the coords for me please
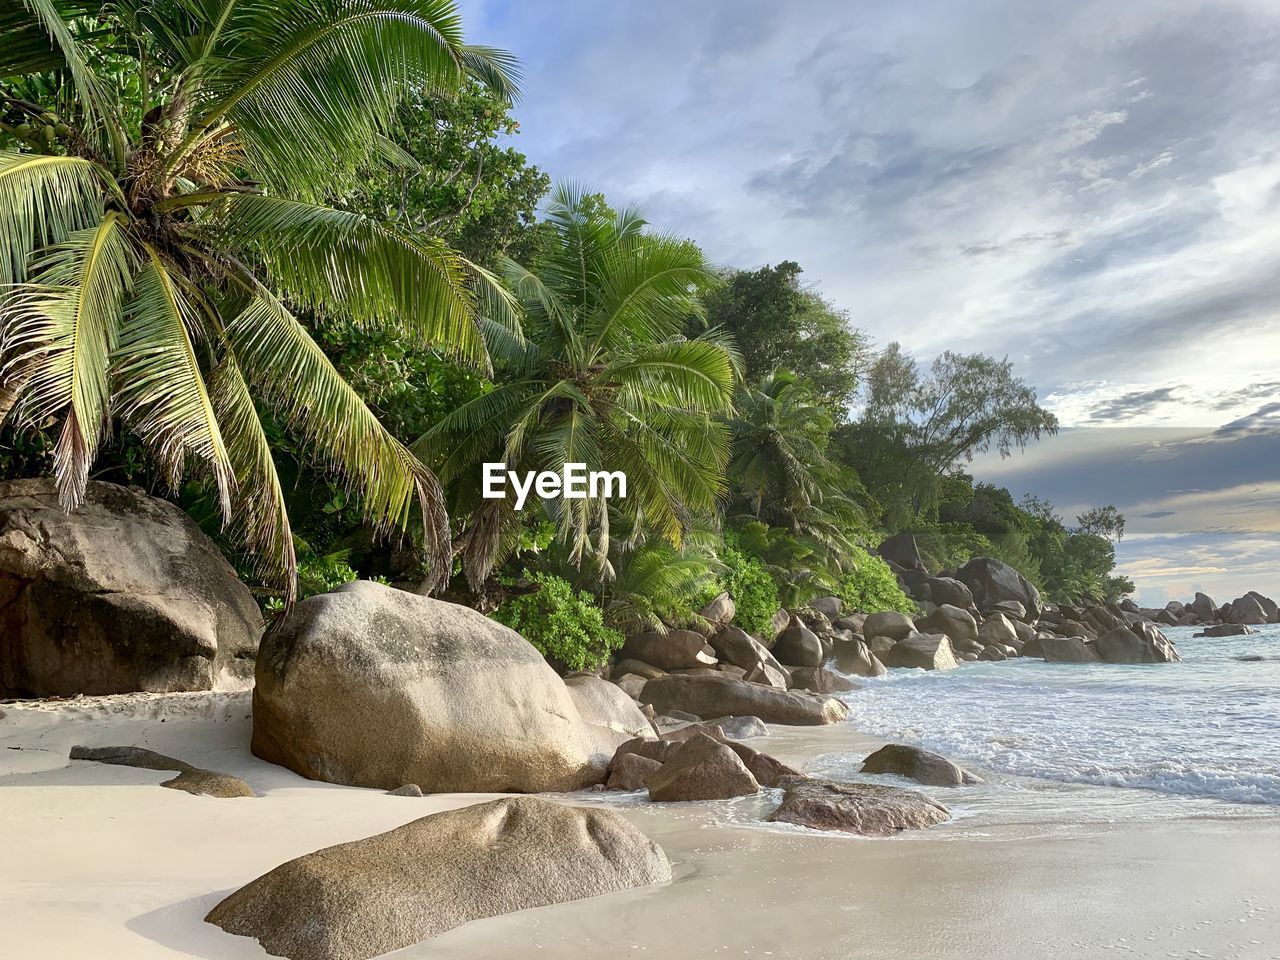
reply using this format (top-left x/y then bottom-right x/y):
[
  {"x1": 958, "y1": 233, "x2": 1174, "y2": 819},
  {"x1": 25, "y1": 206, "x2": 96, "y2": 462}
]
[{"x1": 0, "y1": 1, "x2": 1131, "y2": 666}]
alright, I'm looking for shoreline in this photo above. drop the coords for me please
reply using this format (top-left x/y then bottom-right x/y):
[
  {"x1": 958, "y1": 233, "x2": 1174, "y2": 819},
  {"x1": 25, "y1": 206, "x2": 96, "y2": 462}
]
[{"x1": 5, "y1": 686, "x2": 1280, "y2": 959}]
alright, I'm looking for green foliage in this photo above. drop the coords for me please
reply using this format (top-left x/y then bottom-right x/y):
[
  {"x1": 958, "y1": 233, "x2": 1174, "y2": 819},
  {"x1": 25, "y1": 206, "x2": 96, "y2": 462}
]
[
  {"x1": 703, "y1": 260, "x2": 869, "y2": 413},
  {"x1": 837, "y1": 546, "x2": 916, "y2": 614},
  {"x1": 262, "y1": 540, "x2": 391, "y2": 613},
  {"x1": 709, "y1": 540, "x2": 780, "y2": 637},
  {"x1": 345, "y1": 81, "x2": 550, "y2": 268},
  {"x1": 0, "y1": 0, "x2": 520, "y2": 602},
  {"x1": 603, "y1": 542, "x2": 717, "y2": 635},
  {"x1": 419, "y1": 183, "x2": 735, "y2": 589},
  {"x1": 491, "y1": 572, "x2": 623, "y2": 671}
]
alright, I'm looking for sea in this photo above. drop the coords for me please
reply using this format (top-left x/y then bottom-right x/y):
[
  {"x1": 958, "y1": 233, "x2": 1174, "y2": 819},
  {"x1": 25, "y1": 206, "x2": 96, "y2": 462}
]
[{"x1": 828, "y1": 624, "x2": 1280, "y2": 816}]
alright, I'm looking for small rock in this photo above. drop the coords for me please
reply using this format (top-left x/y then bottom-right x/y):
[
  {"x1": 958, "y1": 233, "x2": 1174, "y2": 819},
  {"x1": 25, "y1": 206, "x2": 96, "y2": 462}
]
[
  {"x1": 163, "y1": 769, "x2": 256, "y2": 799},
  {"x1": 769, "y1": 779, "x2": 950, "y2": 836},
  {"x1": 860, "y1": 744, "x2": 981, "y2": 787},
  {"x1": 387, "y1": 784, "x2": 424, "y2": 797}
]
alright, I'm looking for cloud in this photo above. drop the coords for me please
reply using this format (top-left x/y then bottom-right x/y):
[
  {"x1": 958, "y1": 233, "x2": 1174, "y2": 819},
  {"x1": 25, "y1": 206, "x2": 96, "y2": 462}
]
[
  {"x1": 1086, "y1": 386, "x2": 1182, "y2": 423},
  {"x1": 464, "y1": 0, "x2": 1280, "y2": 423},
  {"x1": 1210, "y1": 381, "x2": 1280, "y2": 410}
]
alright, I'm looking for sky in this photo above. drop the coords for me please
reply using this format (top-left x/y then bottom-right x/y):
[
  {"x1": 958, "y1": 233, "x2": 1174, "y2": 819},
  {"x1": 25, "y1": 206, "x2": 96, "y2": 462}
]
[{"x1": 461, "y1": 0, "x2": 1280, "y2": 605}]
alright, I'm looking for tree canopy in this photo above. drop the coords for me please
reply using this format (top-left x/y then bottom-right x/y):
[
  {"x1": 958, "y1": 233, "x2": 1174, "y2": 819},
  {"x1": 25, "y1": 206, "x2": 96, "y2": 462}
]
[
  {"x1": 0, "y1": 0, "x2": 520, "y2": 601},
  {"x1": 703, "y1": 260, "x2": 868, "y2": 414}
]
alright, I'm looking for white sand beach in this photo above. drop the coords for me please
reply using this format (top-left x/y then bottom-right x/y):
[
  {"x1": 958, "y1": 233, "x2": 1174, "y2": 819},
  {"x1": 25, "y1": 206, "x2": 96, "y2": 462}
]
[{"x1": 4, "y1": 692, "x2": 1278, "y2": 960}]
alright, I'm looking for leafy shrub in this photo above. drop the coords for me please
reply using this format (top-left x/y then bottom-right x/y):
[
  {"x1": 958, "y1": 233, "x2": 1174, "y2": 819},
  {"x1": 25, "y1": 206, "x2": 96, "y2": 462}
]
[
  {"x1": 607, "y1": 544, "x2": 717, "y2": 635},
  {"x1": 492, "y1": 572, "x2": 623, "y2": 671},
  {"x1": 709, "y1": 541, "x2": 780, "y2": 637},
  {"x1": 837, "y1": 546, "x2": 915, "y2": 614},
  {"x1": 261, "y1": 541, "x2": 389, "y2": 613}
]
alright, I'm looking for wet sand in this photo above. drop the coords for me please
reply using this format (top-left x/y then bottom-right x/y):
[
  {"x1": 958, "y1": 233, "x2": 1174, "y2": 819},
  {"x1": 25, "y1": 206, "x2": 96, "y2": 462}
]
[{"x1": 3, "y1": 693, "x2": 1278, "y2": 960}]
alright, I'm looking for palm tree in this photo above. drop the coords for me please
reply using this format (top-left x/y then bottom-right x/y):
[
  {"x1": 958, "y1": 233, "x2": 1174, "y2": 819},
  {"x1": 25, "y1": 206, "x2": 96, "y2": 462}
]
[
  {"x1": 726, "y1": 371, "x2": 876, "y2": 603},
  {"x1": 726, "y1": 371, "x2": 834, "y2": 521},
  {"x1": 420, "y1": 184, "x2": 736, "y2": 588},
  {"x1": 0, "y1": 0, "x2": 519, "y2": 600}
]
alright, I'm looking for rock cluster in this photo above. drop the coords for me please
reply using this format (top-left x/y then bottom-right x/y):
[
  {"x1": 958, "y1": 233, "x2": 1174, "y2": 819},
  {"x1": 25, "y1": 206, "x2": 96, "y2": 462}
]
[{"x1": 866, "y1": 545, "x2": 1185, "y2": 667}]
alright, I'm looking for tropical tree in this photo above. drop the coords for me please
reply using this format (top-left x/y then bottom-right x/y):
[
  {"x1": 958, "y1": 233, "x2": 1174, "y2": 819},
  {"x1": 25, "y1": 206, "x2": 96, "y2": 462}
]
[
  {"x1": 420, "y1": 184, "x2": 736, "y2": 588},
  {"x1": 727, "y1": 371, "x2": 835, "y2": 519},
  {"x1": 702, "y1": 260, "x2": 868, "y2": 413},
  {"x1": 726, "y1": 370, "x2": 873, "y2": 561},
  {"x1": 0, "y1": 0, "x2": 518, "y2": 601}
]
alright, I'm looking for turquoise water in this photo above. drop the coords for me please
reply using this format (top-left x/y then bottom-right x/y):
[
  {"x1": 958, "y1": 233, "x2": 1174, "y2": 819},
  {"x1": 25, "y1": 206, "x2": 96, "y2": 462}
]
[{"x1": 837, "y1": 624, "x2": 1280, "y2": 806}]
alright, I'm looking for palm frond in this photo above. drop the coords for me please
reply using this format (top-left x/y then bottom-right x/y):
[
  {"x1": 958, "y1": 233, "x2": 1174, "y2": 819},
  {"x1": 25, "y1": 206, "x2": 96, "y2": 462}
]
[
  {"x1": 609, "y1": 338, "x2": 735, "y2": 412},
  {"x1": 0, "y1": 150, "x2": 109, "y2": 286},
  {"x1": 587, "y1": 233, "x2": 710, "y2": 350},
  {"x1": 0, "y1": 211, "x2": 134, "y2": 507},
  {"x1": 415, "y1": 380, "x2": 536, "y2": 482},
  {"x1": 183, "y1": 0, "x2": 513, "y2": 196},
  {"x1": 224, "y1": 284, "x2": 451, "y2": 588},
  {"x1": 208, "y1": 353, "x2": 298, "y2": 602},
  {"x1": 211, "y1": 194, "x2": 485, "y2": 367},
  {"x1": 113, "y1": 245, "x2": 234, "y2": 517},
  {"x1": 13, "y1": 0, "x2": 124, "y2": 163},
  {"x1": 459, "y1": 43, "x2": 522, "y2": 102}
]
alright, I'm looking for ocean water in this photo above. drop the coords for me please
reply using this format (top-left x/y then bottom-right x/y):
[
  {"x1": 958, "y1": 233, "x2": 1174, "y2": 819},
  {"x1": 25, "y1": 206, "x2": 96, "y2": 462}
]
[{"x1": 835, "y1": 624, "x2": 1280, "y2": 809}]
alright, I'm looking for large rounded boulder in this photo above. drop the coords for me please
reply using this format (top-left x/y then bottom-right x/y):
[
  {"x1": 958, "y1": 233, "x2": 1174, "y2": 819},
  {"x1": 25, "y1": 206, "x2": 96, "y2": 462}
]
[
  {"x1": 955, "y1": 557, "x2": 1043, "y2": 620},
  {"x1": 207, "y1": 797, "x2": 671, "y2": 960},
  {"x1": 252, "y1": 581, "x2": 629, "y2": 792},
  {"x1": 0, "y1": 479, "x2": 261, "y2": 697}
]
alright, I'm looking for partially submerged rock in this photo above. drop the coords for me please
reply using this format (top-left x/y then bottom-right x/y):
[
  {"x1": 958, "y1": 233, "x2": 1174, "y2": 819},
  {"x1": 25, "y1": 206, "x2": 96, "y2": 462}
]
[
  {"x1": 252, "y1": 581, "x2": 627, "y2": 793},
  {"x1": 639, "y1": 674, "x2": 848, "y2": 726},
  {"x1": 0, "y1": 479, "x2": 261, "y2": 697},
  {"x1": 860, "y1": 744, "x2": 981, "y2": 787},
  {"x1": 881, "y1": 634, "x2": 958, "y2": 671},
  {"x1": 647, "y1": 733, "x2": 759, "y2": 802},
  {"x1": 829, "y1": 637, "x2": 887, "y2": 678},
  {"x1": 606, "y1": 753, "x2": 663, "y2": 791},
  {"x1": 703, "y1": 715, "x2": 770, "y2": 740},
  {"x1": 788, "y1": 665, "x2": 860, "y2": 694},
  {"x1": 1196, "y1": 623, "x2": 1254, "y2": 638},
  {"x1": 1094, "y1": 624, "x2": 1180, "y2": 664},
  {"x1": 1038, "y1": 635, "x2": 1100, "y2": 663},
  {"x1": 206, "y1": 797, "x2": 671, "y2": 960},
  {"x1": 769, "y1": 779, "x2": 950, "y2": 836}
]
